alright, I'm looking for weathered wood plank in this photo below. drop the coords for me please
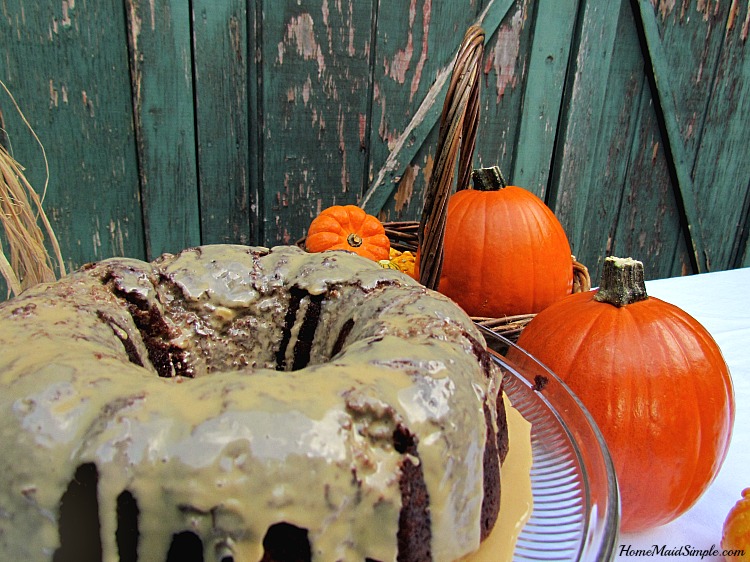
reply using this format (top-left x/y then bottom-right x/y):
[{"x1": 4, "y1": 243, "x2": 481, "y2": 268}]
[
  {"x1": 633, "y1": 0, "x2": 708, "y2": 273},
  {"x1": 125, "y1": 0, "x2": 201, "y2": 259},
  {"x1": 247, "y1": 0, "x2": 264, "y2": 245},
  {"x1": 0, "y1": 0, "x2": 144, "y2": 272},
  {"x1": 510, "y1": 0, "x2": 579, "y2": 198},
  {"x1": 361, "y1": 0, "x2": 515, "y2": 217},
  {"x1": 366, "y1": 0, "x2": 456, "y2": 222},
  {"x1": 550, "y1": 0, "x2": 627, "y2": 280},
  {"x1": 472, "y1": 0, "x2": 535, "y2": 189},
  {"x1": 611, "y1": 72, "x2": 693, "y2": 281},
  {"x1": 3, "y1": 0, "x2": 749, "y2": 305},
  {"x1": 261, "y1": 0, "x2": 374, "y2": 244},
  {"x1": 686, "y1": 1, "x2": 750, "y2": 271},
  {"x1": 192, "y1": 0, "x2": 252, "y2": 245}
]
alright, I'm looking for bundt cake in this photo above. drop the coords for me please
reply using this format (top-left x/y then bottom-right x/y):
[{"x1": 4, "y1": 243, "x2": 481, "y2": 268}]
[{"x1": 0, "y1": 244, "x2": 509, "y2": 562}]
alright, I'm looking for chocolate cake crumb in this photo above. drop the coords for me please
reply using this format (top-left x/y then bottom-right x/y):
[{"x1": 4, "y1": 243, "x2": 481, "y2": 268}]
[
  {"x1": 276, "y1": 286, "x2": 305, "y2": 371},
  {"x1": 291, "y1": 293, "x2": 325, "y2": 370},
  {"x1": 394, "y1": 424, "x2": 432, "y2": 562},
  {"x1": 96, "y1": 310, "x2": 144, "y2": 367},
  {"x1": 104, "y1": 271, "x2": 192, "y2": 378},
  {"x1": 331, "y1": 318, "x2": 355, "y2": 357},
  {"x1": 480, "y1": 403, "x2": 501, "y2": 540}
]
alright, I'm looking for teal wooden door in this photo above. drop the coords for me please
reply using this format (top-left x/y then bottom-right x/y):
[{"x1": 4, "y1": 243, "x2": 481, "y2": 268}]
[{"x1": 1, "y1": 0, "x2": 749, "y2": 299}]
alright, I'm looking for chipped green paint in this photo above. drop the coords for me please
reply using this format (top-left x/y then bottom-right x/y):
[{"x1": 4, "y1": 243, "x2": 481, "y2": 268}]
[
  {"x1": 126, "y1": 0, "x2": 201, "y2": 258},
  {"x1": 1, "y1": 0, "x2": 748, "y2": 302}
]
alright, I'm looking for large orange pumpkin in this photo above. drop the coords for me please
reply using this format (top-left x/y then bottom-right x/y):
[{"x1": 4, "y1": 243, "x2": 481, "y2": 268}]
[
  {"x1": 305, "y1": 205, "x2": 390, "y2": 262},
  {"x1": 438, "y1": 166, "x2": 573, "y2": 317},
  {"x1": 510, "y1": 256, "x2": 735, "y2": 532}
]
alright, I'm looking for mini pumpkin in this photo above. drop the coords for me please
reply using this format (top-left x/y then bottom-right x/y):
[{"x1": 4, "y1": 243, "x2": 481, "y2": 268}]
[
  {"x1": 509, "y1": 256, "x2": 735, "y2": 532},
  {"x1": 722, "y1": 488, "x2": 750, "y2": 560},
  {"x1": 305, "y1": 205, "x2": 390, "y2": 262},
  {"x1": 438, "y1": 166, "x2": 573, "y2": 317}
]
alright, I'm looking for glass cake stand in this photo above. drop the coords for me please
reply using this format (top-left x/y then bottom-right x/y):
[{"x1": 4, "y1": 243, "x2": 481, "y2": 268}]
[{"x1": 478, "y1": 326, "x2": 620, "y2": 562}]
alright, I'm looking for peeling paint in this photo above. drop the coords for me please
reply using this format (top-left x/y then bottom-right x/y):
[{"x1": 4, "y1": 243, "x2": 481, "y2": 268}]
[
  {"x1": 726, "y1": 0, "x2": 750, "y2": 40},
  {"x1": 386, "y1": 0, "x2": 417, "y2": 84},
  {"x1": 394, "y1": 164, "x2": 418, "y2": 212},
  {"x1": 49, "y1": 80, "x2": 58, "y2": 108},
  {"x1": 280, "y1": 13, "x2": 326, "y2": 78},
  {"x1": 109, "y1": 219, "x2": 125, "y2": 257},
  {"x1": 303, "y1": 75, "x2": 312, "y2": 105},
  {"x1": 423, "y1": 154, "x2": 434, "y2": 187},
  {"x1": 653, "y1": 0, "x2": 677, "y2": 19},
  {"x1": 347, "y1": 0, "x2": 356, "y2": 57},
  {"x1": 696, "y1": 0, "x2": 719, "y2": 20},
  {"x1": 81, "y1": 89, "x2": 94, "y2": 116},
  {"x1": 61, "y1": 0, "x2": 73, "y2": 27},
  {"x1": 229, "y1": 16, "x2": 243, "y2": 63},
  {"x1": 338, "y1": 107, "x2": 349, "y2": 192},
  {"x1": 358, "y1": 113, "x2": 367, "y2": 150},
  {"x1": 484, "y1": 7, "x2": 523, "y2": 102},
  {"x1": 410, "y1": 0, "x2": 431, "y2": 102}
]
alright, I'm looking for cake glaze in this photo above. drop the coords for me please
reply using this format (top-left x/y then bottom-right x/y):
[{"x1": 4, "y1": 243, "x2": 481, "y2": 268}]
[{"x1": 0, "y1": 244, "x2": 508, "y2": 562}]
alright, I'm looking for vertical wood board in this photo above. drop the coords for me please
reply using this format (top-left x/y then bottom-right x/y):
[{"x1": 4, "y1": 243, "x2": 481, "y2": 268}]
[
  {"x1": 688, "y1": 2, "x2": 750, "y2": 270},
  {"x1": 193, "y1": 0, "x2": 252, "y2": 246},
  {"x1": 510, "y1": 0, "x2": 579, "y2": 199},
  {"x1": 125, "y1": 0, "x2": 201, "y2": 259},
  {"x1": 551, "y1": 0, "x2": 627, "y2": 280},
  {"x1": 260, "y1": 0, "x2": 374, "y2": 244},
  {"x1": 0, "y1": 0, "x2": 145, "y2": 273}
]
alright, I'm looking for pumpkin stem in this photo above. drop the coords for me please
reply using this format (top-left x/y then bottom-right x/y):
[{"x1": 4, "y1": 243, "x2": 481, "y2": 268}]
[
  {"x1": 471, "y1": 166, "x2": 507, "y2": 191},
  {"x1": 346, "y1": 233, "x2": 363, "y2": 248},
  {"x1": 593, "y1": 256, "x2": 649, "y2": 307}
]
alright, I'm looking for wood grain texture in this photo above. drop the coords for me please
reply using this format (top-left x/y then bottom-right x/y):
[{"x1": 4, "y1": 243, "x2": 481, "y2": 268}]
[
  {"x1": 367, "y1": 0, "x2": 489, "y2": 221},
  {"x1": 632, "y1": 0, "x2": 750, "y2": 274},
  {"x1": 510, "y1": 0, "x2": 578, "y2": 198},
  {"x1": 0, "y1": 0, "x2": 145, "y2": 273},
  {"x1": 1, "y1": 0, "x2": 749, "y2": 304},
  {"x1": 193, "y1": 0, "x2": 252, "y2": 246},
  {"x1": 125, "y1": 0, "x2": 201, "y2": 259},
  {"x1": 633, "y1": 0, "x2": 709, "y2": 273},
  {"x1": 260, "y1": 0, "x2": 374, "y2": 245},
  {"x1": 473, "y1": 0, "x2": 533, "y2": 190},
  {"x1": 682, "y1": 0, "x2": 750, "y2": 271},
  {"x1": 551, "y1": 0, "x2": 629, "y2": 281}
]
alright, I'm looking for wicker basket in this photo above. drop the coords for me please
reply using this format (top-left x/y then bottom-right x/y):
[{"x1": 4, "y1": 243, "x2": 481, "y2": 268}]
[
  {"x1": 382, "y1": 221, "x2": 591, "y2": 342},
  {"x1": 302, "y1": 25, "x2": 591, "y2": 342},
  {"x1": 381, "y1": 25, "x2": 589, "y2": 342}
]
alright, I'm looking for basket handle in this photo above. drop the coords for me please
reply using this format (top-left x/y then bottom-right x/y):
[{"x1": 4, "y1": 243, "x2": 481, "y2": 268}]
[{"x1": 417, "y1": 25, "x2": 484, "y2": 290}]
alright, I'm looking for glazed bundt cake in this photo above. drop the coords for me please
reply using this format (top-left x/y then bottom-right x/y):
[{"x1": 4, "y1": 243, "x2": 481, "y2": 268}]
[{"x1": 0, "y1": 244, "x2": 509, "y2": 562}]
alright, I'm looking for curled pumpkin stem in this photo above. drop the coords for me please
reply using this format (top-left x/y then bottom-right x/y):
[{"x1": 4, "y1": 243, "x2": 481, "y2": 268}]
[
  {"x1": 346, "y1": 233, "x2": 363, "y2": 248},
  {"x1": 594, "y1": 256, "x2": 649, "y2": 307},
  {"x1": 471, "y1": 166, "x2": 507, "y2": 191}
]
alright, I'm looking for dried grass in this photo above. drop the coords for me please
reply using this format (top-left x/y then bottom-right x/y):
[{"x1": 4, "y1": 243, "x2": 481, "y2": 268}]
[{"x1": 1, "y1": 80, "x2": 65, "y2": 298}]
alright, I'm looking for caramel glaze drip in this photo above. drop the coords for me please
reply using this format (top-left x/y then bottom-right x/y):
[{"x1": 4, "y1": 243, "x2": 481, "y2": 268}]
[{"x1": 0, "y1": 245, "x2": 510, "y2": 562}]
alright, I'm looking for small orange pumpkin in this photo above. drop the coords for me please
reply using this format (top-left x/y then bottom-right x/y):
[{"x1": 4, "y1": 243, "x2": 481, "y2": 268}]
[
  {"x1": 509, "y1": 256, "x2": 735, "y2": 532},
  {"x1": 722, "y1": 488, "x2": 750, "y2": 560},
  {"x1": 305, "y1": 205, "x2": 390, "y2": 262},
  {"x1": 438, "y1": 166, "x2": 573, "y2": 317}
]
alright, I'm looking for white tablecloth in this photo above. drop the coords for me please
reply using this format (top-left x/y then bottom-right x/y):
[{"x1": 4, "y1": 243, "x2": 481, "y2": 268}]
[{"x1": 614, "y1": 267, "x2": 750, "y2": 560}]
